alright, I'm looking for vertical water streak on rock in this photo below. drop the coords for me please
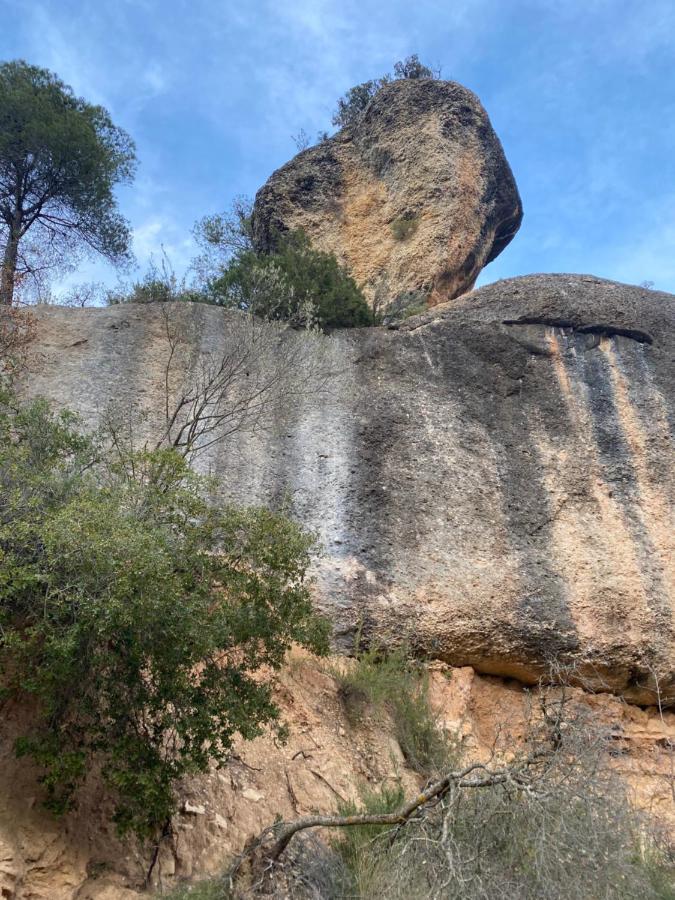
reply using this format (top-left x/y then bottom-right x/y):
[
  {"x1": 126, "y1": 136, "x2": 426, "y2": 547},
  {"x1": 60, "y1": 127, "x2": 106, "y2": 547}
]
[
  {"x1": 543, "y1": 330, "x2": 654, "y2": 662},
  {"x1": 598, "y1": 338, "x2": 674, "y2": 644},
  {"x1": 279, "y1": 335, "x2": 364, "y2": 628}
]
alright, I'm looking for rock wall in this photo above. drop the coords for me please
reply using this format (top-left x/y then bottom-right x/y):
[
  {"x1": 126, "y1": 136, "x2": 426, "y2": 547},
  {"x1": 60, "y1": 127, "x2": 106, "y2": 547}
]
[
  {"x1": 252, "y1": 78, "x2": 523, "y2": 310},
  {"x1": 17, "y1": 274, "x2": 675, "y2": 705}
]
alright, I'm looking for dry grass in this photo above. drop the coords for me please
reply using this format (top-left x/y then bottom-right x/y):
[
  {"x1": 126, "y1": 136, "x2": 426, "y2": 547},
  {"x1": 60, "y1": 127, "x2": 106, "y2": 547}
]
[
  {"x1": 329, "y1": 687, "x2": 675, "y2": 899},
  {"x1": 329, "y1": 646, "x2": 456, "y2": 778}
]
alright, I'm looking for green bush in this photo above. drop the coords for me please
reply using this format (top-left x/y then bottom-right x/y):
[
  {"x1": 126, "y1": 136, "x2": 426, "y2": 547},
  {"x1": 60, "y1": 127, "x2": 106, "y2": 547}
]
[
  {"x1": 208, "y1": 230, "x2": 375, "y2": 330},
  {"x1": 332, "y1": 782, "x2": 405, "y2": 875},
  {"x1": 332, "y1": 647, "x2": 453, "y2": 777},
  {"x1": 393, "y1": 54, "x2": 438, "y2": 80},
  {"x1": 193, "y1": 200, "x2": 374, "y2": 330},
  {"x1": 0, "y1": 392, "x2": 328, "y2": 838},
  {"x1": 106, "y1": 253, "x2": 205, "y2": 306},
  {"x1": 332, "y1": 55, "x2": 439, "y2": 129},
  {"x1": 390, "y1": 215, "x2": 418, "y2": 241},
  {"x1": 331, "y1": 78, "x2": 389, "y2": 128}
]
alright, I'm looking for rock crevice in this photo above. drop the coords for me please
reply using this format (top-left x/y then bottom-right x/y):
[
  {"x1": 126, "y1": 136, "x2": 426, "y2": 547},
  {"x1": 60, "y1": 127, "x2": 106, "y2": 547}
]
[{"x1": 502, "y1": 317, "x2": 654, "y2": 345}]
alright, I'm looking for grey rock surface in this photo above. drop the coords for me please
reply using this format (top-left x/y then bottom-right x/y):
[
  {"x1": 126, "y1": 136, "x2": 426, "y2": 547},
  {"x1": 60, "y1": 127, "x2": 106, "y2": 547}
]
[{"x1": 19, "y1": 274, "x2": 675, "y2": 704}]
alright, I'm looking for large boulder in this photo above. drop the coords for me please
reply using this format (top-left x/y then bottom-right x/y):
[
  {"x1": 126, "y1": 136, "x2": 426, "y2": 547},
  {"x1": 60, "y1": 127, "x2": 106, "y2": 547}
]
[
  {"x1": 17, "y1": 275, "x2": 675, "y2": 704},
  {"x1": 252, "y1": 78, "x2": 523, "y2": 312}
]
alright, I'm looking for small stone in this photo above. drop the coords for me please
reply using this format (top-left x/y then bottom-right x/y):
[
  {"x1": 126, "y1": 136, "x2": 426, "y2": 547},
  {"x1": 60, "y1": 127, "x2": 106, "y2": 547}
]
[
  {"x1": 214, "y1": 813, "x2": 229, "y2": 830},
  {"x1": 183, "y1": 800, "x2": 206, "y2": 815},
  {"x1": 242, "y1": 787, "x2": 265, "y2": 803}
]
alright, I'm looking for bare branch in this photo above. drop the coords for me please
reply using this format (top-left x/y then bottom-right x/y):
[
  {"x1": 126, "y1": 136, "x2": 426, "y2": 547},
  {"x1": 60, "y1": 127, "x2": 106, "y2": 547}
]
[
  {"x1": 229, "y1": 747, "x2": 553, "y2": 887},
  {"x1": 154, "y1": 304, "x2": 337, "y2": 462}
]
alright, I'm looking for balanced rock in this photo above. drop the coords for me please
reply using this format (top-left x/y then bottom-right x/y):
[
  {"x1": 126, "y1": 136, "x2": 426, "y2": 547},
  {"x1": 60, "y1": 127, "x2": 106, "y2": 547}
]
[{"x1": 252, "y1": 78, "x2": 523, "y2": 312}]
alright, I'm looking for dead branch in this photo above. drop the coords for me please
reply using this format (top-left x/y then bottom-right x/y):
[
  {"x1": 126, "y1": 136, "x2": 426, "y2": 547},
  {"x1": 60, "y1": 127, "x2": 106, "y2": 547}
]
[
  {"x1": 228, "y1": 747, "x2": 552, "y2": 889},
  {"x1": 0, "y1": 305, "x2": 34, "y2": 379},
  {"x1": 154, "y1": 304, "x2": 336, "y2": 462}
]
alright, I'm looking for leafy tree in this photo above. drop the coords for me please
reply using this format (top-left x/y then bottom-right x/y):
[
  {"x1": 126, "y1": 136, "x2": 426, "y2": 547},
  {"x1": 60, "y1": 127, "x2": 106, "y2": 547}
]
[
  {"x1": 0, "y1": 392, "x2": 328, "y2": 837},
  {"x1": 393, "y1": 54, "x2": 438, "y2": 80},
  {"x1": 331, "y1": 78, "x2": 391, "y2": 128},
  {"x1": 194, "y1": 196, "x2": 254, "y2": 261},
  {"x1": 332, "y1": 55, "x2": 439, "y2": 129},
  {"x1": 191, "y1": 196, "x2": 254, "y2": 288},
  {"x1": 208, "y1": 229, "x2": 375, "y2": 330},
  {"x1": 0, "y1": 60, "x2": 136, "y2": 305}
]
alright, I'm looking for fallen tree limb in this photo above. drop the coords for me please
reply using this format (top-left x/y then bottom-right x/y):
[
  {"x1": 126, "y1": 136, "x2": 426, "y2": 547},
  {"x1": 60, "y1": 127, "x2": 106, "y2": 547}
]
[{"x1": 227, "y1": 747, "x2": 552, "y2": 890}]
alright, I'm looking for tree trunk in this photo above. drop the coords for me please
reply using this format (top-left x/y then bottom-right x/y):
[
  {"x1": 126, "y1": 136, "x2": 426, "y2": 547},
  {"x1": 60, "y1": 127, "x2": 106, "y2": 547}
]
[{"x1": 0, "y1": 232, "x2": 19, "y2": 306}]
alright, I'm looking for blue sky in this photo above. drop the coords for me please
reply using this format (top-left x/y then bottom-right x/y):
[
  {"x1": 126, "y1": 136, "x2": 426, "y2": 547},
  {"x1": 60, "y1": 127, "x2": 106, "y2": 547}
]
[{"x1": 3, "y1": 0, "x2": 675, "y2": 295}]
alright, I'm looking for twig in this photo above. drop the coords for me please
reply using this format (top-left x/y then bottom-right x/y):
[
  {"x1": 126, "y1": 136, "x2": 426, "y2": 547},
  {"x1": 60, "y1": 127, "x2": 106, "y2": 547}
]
[
  {"x1": 291, "y1": 748, "x2": 312, "y2": 761},
  {"x1": 285, "y1": 767, "x2": 300, "y2": 814},
  {"x1": 309, "y1": 768, "x2": 347, "y2": 802},
  {"x1": 228, "y1": 749, "x2": 552, "y2": 887},
  {"x1": 144, "y1": 815, "x2": 173, "y2": 888}
]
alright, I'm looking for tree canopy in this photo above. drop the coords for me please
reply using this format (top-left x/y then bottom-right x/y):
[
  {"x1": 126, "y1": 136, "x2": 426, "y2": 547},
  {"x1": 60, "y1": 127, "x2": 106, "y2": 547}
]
[
  {"x1": 0, "y1": 392, "x2": 328, "y2": 837},
  {"x1": 0, "y1": 60, "x2": 136, "y2": 304}
]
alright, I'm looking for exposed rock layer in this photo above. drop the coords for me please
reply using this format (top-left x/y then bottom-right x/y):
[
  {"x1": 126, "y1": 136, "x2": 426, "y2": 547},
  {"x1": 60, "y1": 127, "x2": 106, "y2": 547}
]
[
  {"x1": 1, "y1": 655, "x2": 673, "y2": 898},
  {"x1": 18, "y1": 274, "x2": 675, "y2": 705},
  {"x1": 252, "y1": 79, "x2": 523, "y2": 309}
]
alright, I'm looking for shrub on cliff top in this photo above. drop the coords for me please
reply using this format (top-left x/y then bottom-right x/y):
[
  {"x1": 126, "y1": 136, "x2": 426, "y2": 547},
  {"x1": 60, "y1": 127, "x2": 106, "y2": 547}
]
[
  {"x1": 200, "y1": 216, "x2": 375, "y2": 330},
  {"x1": 106, "y1": 250, "x2": 205, "y2": 306},
  {"x1": 0, "y1": 392, "x2": 328, "y2": 838},
  {"x1": 332, "y1": 55, "x2": 440, "y2": 128}
]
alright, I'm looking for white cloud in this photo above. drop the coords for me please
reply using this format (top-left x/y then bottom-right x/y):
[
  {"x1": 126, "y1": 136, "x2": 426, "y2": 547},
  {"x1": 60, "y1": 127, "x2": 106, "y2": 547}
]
[
  {"x1": 4, "y1": 0, "x2": 674, "y2": 297},
  {"x1": 603, "y1": 193, "x2": 675, "y2": 291},
  {"x1": 142, "y1": 62, "x2": 167, "y2": 95},
  {"x1": 20, "y1": 3, "x2": 112, "y2": 106},
  {"x1": 133, "y1": 216, "x2": 194, "y2": 272}
]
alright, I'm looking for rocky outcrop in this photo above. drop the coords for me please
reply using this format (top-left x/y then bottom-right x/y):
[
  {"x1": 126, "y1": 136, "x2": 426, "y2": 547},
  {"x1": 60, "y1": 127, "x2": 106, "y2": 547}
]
[
  {"x1": 0, "y1": 651, "x2": 420, "y2": 899},
  {"x1": 252, "y1": 79, "x2": 523, "y2": 311},
  {"x1": 0, "y1": 655, "x2": 673, "y2": 898},
  {"x1": 17, "y1": 274, "x2": 675, "y2": 705}
]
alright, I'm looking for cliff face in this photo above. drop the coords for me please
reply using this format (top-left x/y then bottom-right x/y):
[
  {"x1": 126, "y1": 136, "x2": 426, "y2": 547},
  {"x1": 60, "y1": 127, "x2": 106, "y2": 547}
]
[
  {"x1": 252, "y1": 79, "x2": 523, "y2": 311},
  {"x1": 18, "y1": 274, "x2": 675, "y2": 705}
]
